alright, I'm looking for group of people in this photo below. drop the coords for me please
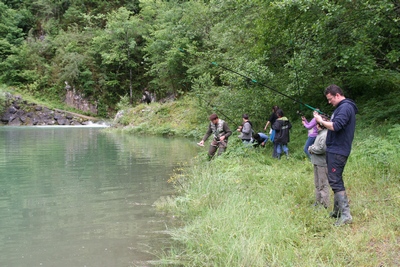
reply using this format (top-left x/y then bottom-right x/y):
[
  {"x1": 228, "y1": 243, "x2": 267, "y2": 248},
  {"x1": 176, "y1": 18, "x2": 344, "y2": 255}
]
[
  {"x1": 197, "y1": 84, "x2": 358, "y2": 226},
  {"x1": 198, "y1": 107, "x2": 293, "y2": 160},
  {"x1": 264, "y1": 106, "x2": 292, "y2": 159}
]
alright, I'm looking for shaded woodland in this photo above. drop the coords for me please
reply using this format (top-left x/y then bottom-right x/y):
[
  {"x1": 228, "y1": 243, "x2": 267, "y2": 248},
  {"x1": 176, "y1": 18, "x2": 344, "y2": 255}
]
[{"x1": 1, "y1": 0, "x2": 399, "y2": 119}]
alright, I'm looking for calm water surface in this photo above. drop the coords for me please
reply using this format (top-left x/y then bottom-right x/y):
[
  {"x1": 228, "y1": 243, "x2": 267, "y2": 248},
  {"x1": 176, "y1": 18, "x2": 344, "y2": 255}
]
[{"x1": 0, "y1": 126, "x2": 198, "y2": 267}]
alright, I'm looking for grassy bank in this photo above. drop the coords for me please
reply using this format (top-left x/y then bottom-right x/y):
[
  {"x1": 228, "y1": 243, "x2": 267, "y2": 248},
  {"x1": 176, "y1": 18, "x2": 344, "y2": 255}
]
[
  {"x1": 113, "y1": 95, "x2": 400, "y2": 266},
  {"x1": 111, "y1": 95, "x2": 210, "y2": 138},
  {"x1": 0, "y1": 85, "x2": 99, "y2": 117},
  {"x1": 155, "y1": 122, "x2": 400, "y2": 266},
  {"x1": 112, "y1": 93, "x2": 400, "y2": 266}
]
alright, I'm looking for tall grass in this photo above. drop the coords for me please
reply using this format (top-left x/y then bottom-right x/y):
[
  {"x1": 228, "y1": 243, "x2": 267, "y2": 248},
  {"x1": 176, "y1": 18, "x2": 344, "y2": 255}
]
[
  {"x1": 156, "y1": 115, "x2": 400, "y2": 266},
  {"x1": 106, "y1": 90, "x2": 400, "y2": 266}
]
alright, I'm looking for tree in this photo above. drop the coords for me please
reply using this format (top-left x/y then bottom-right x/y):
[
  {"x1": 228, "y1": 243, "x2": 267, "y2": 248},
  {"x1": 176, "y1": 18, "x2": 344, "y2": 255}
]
[
  {"x1": 92, "y1": 7, "x2": 145, "y2": 105},
  {"x1": 0, "y1": 2, "x2": 26, "y2": 83}
]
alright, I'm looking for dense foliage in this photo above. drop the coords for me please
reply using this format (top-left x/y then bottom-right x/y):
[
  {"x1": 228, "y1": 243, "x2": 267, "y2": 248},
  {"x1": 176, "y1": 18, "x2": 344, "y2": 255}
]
[{"x1": 1, "y1": 0, "x2": 399, "y2": 119}]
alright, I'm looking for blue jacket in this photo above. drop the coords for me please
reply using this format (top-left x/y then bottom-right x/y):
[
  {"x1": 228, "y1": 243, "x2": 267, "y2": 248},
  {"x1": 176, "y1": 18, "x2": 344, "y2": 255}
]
[
  {"x1": 326, "y1": 99, "x2": 358, "y2": 157},
  {"x1": 257, "y1": 132, "x2": 268, "y2": 143}
]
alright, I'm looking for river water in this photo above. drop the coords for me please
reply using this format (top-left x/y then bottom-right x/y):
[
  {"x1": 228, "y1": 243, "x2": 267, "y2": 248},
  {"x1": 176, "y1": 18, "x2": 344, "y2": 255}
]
[{"x1": 0, "y1": 126, "x2": 198, "y2": 267}]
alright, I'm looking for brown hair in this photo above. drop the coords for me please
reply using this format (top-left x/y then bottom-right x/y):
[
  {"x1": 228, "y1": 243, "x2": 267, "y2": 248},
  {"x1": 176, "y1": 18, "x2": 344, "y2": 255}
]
[
  {"x1": 209, "y1": 113, "x2": 218, "y2": 120},
  {"x1": 324, "y1": 84, "x2": 344, "y2": 96}
]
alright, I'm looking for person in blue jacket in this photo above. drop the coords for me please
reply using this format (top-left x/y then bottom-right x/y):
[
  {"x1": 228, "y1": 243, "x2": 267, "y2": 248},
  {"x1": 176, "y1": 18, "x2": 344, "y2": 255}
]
[
  {"x1": 252, "y1": 132, "x2": 269, "y2": 147},
  {"x1": 314, "y1": 84, "x2": 358, "y2": 226}
]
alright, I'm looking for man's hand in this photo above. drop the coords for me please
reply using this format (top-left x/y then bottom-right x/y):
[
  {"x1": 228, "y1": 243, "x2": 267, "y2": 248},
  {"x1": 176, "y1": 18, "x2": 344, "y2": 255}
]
[{"x1": 313, "y1": 111, "x2": 322, "y2": 124}]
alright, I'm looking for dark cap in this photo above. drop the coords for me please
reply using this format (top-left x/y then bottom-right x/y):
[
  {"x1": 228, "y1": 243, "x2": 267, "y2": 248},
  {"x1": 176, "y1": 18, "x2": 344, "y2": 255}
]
[{"x1": 209, "y1": 114, "x2": 218, "y2": 121}]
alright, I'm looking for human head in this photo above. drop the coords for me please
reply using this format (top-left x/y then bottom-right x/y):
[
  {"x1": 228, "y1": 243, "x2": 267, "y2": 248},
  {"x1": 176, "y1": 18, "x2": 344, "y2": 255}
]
[
  {"x1": 276, "y1": 109, "x2": 284, "y2": 117},
  {"x1": 324, "y1": 84, "x2": 345, "y2": 107},
  {"x1": 242, "y1": 114, "x2": 249, "y2": 120},
  {"x1": 324, "y1": 84, "x2": 344, "y2": 96},
  {"x1": 254, "y1": 133, "x2": 260, "y2": 140},
  {"x1": 272, "y1": 105, "x2": 279, "y2": 113},
  {"x1": 209, "y1": 113, "x2": 218, "y2": 123}
]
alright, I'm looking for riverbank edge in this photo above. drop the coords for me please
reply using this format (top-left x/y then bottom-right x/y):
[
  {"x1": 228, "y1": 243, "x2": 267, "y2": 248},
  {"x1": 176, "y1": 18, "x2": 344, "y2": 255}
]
[
  {"x1": 2, "y1": 89, "x2": 399, "y2": 266},
  {"x1": 107, "y1": 99, "x2": 400, "y2": 266},
  {"x1": 0, "y1": 91, "x2": 106, "y2": 126},
  {"x1": 153, "y1": 124, "x2": 400, "y2": 266}
]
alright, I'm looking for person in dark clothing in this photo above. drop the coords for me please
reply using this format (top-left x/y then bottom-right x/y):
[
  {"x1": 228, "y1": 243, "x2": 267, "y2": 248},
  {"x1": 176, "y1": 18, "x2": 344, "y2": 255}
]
[
  {"x1": 264, "y1": 105, "x2": 279, "y2": 157},
  {"x1": 314, "y1": 84, "x2": 358, "y2": 226},
  {"x1": 198, "y1": 114, "x2": 232, "y2": 159},
  {"x1": 272, "y1": 109, "x2": 292, "y2": 159},
  {"x1": 142, "y1": 89, "x2": 151, "y2": 104}
]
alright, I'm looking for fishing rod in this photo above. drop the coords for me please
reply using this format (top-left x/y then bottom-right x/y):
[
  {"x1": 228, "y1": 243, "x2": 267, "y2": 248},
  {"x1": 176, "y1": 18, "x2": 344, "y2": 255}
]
[
  {"x1": 210, "y1": 62, "x2": 326, "y2": 116},
  {"x1": 179, "y1": 48, "x2": 329, "y2": 117},
  {"x1": 196, "y1": 94, "x2": 238, "y2": 126}
]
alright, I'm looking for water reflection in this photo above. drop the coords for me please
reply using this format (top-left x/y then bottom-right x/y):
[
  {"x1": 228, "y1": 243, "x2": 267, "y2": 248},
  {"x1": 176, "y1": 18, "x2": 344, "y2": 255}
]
[{"x1": 0, "y1": 127, "x2": 198, "y2": 267}]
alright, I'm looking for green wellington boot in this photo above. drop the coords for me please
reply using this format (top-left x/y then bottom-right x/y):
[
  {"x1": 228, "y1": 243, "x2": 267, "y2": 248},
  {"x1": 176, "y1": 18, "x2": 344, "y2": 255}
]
[
  {"x1": 334, "y1": 191, "x2": 353, "y2": 226},
  {"x1": 329, "y1": 193, "x2": 340, "y2": 218}
]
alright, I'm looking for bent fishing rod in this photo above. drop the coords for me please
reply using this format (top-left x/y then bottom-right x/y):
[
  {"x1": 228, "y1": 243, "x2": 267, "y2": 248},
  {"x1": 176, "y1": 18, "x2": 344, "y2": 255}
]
[{"x1": 178, "y1": 48, "x2": 329, "y2": 117}]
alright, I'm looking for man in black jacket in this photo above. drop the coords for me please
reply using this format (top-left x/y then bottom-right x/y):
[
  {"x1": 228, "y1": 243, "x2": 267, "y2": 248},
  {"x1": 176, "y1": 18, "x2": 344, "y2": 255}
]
[{"x1": 314, "y1": 84, "x2": 358, "y2": 226}]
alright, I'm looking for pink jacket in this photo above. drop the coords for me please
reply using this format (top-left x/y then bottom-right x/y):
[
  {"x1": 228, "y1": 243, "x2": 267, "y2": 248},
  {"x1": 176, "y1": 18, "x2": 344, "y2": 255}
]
[{"x1": 302, "y1": 118, "x2": 318, "y2": 137}]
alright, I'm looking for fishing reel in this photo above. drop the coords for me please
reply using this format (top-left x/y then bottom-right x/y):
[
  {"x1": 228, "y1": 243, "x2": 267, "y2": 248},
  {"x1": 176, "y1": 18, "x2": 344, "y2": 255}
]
[{"x1": 320, "y1": 113, "x2": 331, "y2": 121}]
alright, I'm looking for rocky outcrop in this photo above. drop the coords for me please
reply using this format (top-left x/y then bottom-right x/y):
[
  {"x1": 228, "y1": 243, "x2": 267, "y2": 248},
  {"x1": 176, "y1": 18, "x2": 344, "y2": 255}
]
[
  {"x1": 64, "y1": 87, "x2": 98, "y2": 114},
  {"x1": 0, "y1": 94, "x2": 98, "y2": 126}
]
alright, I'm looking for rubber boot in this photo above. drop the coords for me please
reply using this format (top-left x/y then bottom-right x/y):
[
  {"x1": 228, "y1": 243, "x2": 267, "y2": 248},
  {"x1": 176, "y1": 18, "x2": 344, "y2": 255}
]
[
  {"x1": 335, "y1": 191, "x2": 352, "y2": 226},
  {"x1": 329, "y1": 193, "x2": 340, "y2": 218}
]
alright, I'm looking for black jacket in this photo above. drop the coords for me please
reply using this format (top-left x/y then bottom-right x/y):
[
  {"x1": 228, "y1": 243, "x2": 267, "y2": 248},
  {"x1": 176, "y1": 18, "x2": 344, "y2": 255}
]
[{"x1": 272, "y1": 117, "x2": 292, "y2": 144}]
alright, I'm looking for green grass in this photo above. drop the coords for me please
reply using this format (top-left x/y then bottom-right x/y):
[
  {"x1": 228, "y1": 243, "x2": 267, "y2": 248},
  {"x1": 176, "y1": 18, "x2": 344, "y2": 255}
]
[
  {"x1": 112, "y1": 95, "x2": 207, "y2": 138},
  {"x1": 110, "y1": 91, "x2": 400, "y2": 266},
  {"x1": 148, "y1": 103, "x2": 400, "y2": 266},
  {"x1": 157, "y1": 125, "x2": 400, "y2": 266}
]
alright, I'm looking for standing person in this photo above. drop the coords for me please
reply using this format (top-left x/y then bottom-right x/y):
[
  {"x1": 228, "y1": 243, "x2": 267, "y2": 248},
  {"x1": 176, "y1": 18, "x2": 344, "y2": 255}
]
[
  {"x1": 198, "y1": 114, "x2": 232, "y2": 159},
  {"x1": 314, "y1": 84, "x2": 358, "y2": 226},
  {"x1": 301, "y1": 113, "x2": 318, "y2": 159},
  {"x1": 237, "y1": 114, "x2": 253, "y2": 144},
  {"x1": 272, "y1": 109, "x2": 292, "y2": 159},
  {"x1": 308, "y1": 119, "x2": 330, "y2": 209},
  {"x1": 264, "y1": 105, "x2": 279, "y2": 157}
]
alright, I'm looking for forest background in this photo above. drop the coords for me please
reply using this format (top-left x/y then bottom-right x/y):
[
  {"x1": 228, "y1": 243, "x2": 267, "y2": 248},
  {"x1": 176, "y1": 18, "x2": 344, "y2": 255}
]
[
  {"x1": 1, "y1": 0, "x2": 400, "y2": 266},
  {"x1": 1, "y1": 0, "x2": 399, "y2": 120}
]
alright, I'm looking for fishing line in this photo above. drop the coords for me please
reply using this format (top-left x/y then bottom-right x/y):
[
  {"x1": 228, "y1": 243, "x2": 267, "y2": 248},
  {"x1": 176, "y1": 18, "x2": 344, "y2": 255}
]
[
  {"x1": 196, "y1": 93, "x2": 238, "y2": 126},
  {"x1": 179, "y1": 48, "x2": 329, "y2": 117},
  {"x1": 210, "y1": 62, "x2": 324, "y2": 115}
]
